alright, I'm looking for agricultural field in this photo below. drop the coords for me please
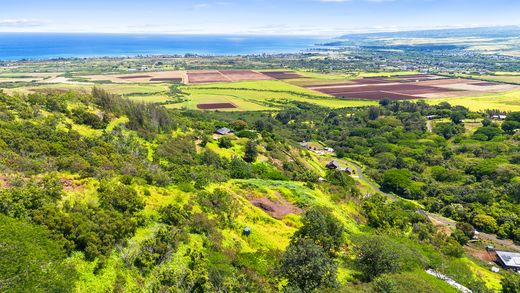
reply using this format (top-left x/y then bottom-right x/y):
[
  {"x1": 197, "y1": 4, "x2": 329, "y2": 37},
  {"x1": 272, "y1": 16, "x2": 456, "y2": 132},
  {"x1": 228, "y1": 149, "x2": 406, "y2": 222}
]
[
  {"x1": 426, "y1": 90, "x2": 520, "y2": 112},
  {"x1": 1, "y1": 68, "x2": 519, "y2": 112}
]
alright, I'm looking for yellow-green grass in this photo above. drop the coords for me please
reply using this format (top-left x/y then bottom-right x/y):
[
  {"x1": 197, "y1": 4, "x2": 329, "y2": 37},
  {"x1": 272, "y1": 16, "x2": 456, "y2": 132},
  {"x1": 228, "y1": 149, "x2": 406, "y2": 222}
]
[
  {"x1": 462, "y1": 258, "x2": 502, "y2": 291},
  {"x1": 424, "y1": 90, "x2": 520, "y2": 112},
  {"x1": 474, "y1": 75, "x2": 520, "y2": 84},
  {"x1": 125, "y1": 94, "x2": 171, "y2": 103},
  {"x1": 494, "y1": 72, "x2": 520, "y2": 76},
  {"x1": 190, "y1": 79, "x2": 329, "y2": 96},
  {"x1": 3, "y1": 83, "x2": 168, "y2": 97},
  {"x1": 166, "y1": 91, "x2": 272, "y2": 111}
]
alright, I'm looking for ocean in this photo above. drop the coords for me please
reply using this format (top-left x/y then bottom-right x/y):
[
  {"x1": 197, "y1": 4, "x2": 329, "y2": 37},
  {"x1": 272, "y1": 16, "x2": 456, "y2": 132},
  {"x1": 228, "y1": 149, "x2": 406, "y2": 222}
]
[{"x1": 0, "y1": 33, "x2": 325, "y2": 61}]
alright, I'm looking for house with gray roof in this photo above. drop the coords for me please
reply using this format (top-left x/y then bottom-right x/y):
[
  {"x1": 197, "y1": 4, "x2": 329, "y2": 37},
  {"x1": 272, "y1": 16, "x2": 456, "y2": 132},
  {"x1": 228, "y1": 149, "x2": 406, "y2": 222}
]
[{"x1": 496, "y1": 251, "x2": 520, "y2": 271}]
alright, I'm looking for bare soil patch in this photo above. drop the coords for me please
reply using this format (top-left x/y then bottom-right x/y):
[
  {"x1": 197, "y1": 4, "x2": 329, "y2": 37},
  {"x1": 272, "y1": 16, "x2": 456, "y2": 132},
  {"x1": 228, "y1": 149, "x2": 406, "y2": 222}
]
[
  {"x1": 302, "y1": 74, "x2": 513, "y2": 100},
  {"x1": 187, "y1": 70, "x2": 231, "y2": 84},
  {"x1": 249, "y1": 196, "x2": 302, "y2": 220},
  {"x1": 472, "y1": 82, "x2": 500, "y2": 86},
  {"x1": 197, "y1": 103, "x2": 237, "y2": 109},
  {"x1": 261, "y1": 71, "x2": 305, "y2": 80},
  {"x1": 218, "y1": 70, "x2": 272, "y2": 82},
  {"x1": 59, "y1": 178, "x2": 85, "y2": 192},
  {"x1": 465, "y1": 245, "x2": 497, "y2": 263},
  {"x1": 150, "y1": 78, "x2": 183, "y2": 82},
  {"x1": 119, "y1": 75, "x2": 152, "y2": 79}
]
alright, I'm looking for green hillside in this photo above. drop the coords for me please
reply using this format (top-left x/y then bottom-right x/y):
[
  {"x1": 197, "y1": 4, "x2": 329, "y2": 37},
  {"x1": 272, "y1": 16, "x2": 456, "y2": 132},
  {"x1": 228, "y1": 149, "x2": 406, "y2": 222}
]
[{"x1": 0, "y1": 88, "x2": 519, "y2": 292}]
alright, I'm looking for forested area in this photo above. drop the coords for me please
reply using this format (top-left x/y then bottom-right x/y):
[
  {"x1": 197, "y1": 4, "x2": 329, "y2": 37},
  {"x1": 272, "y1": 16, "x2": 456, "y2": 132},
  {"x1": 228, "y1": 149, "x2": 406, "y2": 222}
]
[{"x1": 0, "y1": 88, "x2": 519, "y2": 292}]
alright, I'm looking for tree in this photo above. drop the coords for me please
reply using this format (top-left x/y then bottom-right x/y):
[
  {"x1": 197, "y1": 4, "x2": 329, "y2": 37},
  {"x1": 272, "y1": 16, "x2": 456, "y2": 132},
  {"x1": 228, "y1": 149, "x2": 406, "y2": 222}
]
[
  {"x1": 218, "y1": 137, "x2": 233, "y2": 149},
  {"x1": 243, "y1": 140, "x2": 258, "y2": 163},
  {"x1": 502, "y1": 120, "x2": 520, "y2": 134},
  {"x1": 472, "y1": 214, "x2": 498, "y2": 233},
  {"x1": 98, "y1": 182, "x2": 144, "y2": 214},
  {"x1": 0, "y1": 215, "x2": 76, "y2": 292},
  {"x1": 293, "y1": 206, "x2": 345, "y2": 256},
  {"x1": 278, "y1": 238, "x2": 338, "y2": 293},
  {"x1": 355, "y1": 236, "x2": 412, "y2": 281},
  {"x1": 450, "y1": 111, "x2": 465, "y2": 124},
  {"x1": 473, "y1": 126, "x2": 503, "y2": 141},
  {"x1": 231, "y1": 120, "x2": 248, "y2": 131}
]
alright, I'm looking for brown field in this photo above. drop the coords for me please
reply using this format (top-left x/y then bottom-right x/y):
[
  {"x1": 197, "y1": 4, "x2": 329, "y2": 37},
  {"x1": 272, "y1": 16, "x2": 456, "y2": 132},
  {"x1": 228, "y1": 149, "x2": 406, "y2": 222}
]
[
  {"x1": 471, "y1": 82, "x2": 500, "y2": 86},
  {"x1": 82, "y1": 71, "x2": 186, "y2": 83},
  {"x1": 150, "y1": 78, "x2": 182, "y2": 82},
  {"x1": 304, "y1": 74, "x2": 520, "y2": 100},
  {"x1": 197, "y1": 103, "x2": 237, "y2": 109},
  {"x1": 261, "y1": 71, "x2": 305, "y2": 80},
  {"x1": 187, "y1": 71, "x2": 231, "y2": 84},
  {"x1": 118, "y1": 75, "x2": 152, "y2": 79},
  {"x1": 186, "y1": 70, "x2": 273, "y2": 84},
  {"x1": 219, "y1": 70, "x2": 272, "y2": 82}
]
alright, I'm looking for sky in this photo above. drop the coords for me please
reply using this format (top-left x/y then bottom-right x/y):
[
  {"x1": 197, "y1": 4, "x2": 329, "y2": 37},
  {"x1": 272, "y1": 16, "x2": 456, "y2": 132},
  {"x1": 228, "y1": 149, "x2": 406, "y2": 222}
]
[{"x1": 1, "y1": 0, "x2": 520, "y2": 36}]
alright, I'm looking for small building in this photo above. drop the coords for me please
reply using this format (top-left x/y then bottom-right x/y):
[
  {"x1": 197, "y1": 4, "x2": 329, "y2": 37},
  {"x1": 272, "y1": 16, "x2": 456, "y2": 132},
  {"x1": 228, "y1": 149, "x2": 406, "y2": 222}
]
[
  {"x1": 299, "y1": 141, "x2": 309, "y2": 149},
  {"x1": 495, "y1": 251, "x2": 520, "y2": 272},
  {"x1": 339, "y1": 167, "x2": 354, "y2": 175},
  {"x1": 215, "y1": 127, "x2": 232, "y2": 135},
  {"x1": 426, "y1": 115, "x2": 438, "y2": 120},
  {"x1": 326, "y1": 160, "x2": 340, "y2": 170},
  {"x1": 492, "y1": 115, "x2": 507, "y2": 120}
]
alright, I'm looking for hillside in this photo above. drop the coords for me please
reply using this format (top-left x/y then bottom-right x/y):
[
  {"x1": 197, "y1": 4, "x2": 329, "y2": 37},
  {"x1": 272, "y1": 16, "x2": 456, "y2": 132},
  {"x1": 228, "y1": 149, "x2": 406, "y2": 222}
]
[{"x1": 1, "y1": 87, "x2": 519, "y2": 292}]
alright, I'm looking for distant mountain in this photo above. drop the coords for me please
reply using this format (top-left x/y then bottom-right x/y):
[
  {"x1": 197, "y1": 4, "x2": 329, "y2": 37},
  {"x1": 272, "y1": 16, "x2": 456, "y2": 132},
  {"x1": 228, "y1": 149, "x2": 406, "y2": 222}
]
[{"x1": 337, "y1": 26, "x2": 520, "y2": 40}]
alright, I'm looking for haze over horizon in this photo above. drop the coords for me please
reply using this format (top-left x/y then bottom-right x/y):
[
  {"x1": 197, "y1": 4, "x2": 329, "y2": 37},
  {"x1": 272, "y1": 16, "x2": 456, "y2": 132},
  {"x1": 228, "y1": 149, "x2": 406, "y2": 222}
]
[{"x1": 3, "y1": 0, "x2": 520, "y2": 36}]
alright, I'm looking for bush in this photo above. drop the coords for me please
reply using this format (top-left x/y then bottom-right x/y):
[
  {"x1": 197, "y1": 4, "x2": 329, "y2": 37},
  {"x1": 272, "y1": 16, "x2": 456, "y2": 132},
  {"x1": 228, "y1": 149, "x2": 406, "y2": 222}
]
[{"x1": 218, "y1": 137, "x2": 233, "y2": 149}]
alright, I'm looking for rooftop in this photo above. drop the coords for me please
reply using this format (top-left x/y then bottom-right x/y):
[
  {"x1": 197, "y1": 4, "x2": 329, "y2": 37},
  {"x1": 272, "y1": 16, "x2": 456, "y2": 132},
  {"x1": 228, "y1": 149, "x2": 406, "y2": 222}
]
[{"x1": 496, "y1": 251, "x2": 520, "y2": 268}]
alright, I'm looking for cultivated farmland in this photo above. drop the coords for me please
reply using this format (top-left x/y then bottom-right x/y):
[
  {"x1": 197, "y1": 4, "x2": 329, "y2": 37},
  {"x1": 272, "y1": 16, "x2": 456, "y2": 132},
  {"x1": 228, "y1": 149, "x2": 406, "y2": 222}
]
[{"x1": 302, "y1": 74, "x2": 520, "y2": 100}]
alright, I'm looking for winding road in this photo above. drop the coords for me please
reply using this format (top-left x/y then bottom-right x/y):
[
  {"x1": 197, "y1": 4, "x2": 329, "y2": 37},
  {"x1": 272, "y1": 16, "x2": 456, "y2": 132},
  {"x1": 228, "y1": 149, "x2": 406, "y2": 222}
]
[{"x1": 345, "y1": 158, "x2": 520, "y2": 252}]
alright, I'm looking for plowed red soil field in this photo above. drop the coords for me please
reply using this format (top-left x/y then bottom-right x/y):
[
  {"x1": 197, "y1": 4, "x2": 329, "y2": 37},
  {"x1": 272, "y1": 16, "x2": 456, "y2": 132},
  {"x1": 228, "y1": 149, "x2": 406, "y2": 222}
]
[
  {"x1": 197, "y1": 103, "x2": 237, "y2": 109},
  {"x1": 261, "y1": 71, "x2": 305, "y2": 79}
]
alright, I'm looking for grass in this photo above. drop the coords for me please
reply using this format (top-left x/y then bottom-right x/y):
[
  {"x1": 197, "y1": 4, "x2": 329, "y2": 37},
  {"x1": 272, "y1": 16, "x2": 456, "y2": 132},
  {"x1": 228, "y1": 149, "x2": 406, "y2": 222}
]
[
  {"x1": 474, "y1": 75, "x2": 520, "y2": 84},
  {"x1": 171, "y1": 80, "x2": 376, "y2": 111},
  {"x1": 424, "y1": 90, "x2": 520, "y2": 112}
]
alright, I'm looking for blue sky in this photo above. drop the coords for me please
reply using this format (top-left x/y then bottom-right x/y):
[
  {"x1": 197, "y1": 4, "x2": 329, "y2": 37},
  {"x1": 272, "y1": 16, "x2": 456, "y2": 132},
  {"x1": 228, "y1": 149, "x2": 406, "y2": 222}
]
[{"x1": 1, "y1": 0, "x2": 520, "y2": 35}]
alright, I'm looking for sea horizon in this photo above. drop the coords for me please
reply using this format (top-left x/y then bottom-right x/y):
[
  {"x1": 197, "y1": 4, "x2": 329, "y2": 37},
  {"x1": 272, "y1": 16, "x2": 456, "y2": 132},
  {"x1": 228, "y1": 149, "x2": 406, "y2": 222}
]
[{"x1": 0, "y1": 33, "x2": 327, "y2": 61}]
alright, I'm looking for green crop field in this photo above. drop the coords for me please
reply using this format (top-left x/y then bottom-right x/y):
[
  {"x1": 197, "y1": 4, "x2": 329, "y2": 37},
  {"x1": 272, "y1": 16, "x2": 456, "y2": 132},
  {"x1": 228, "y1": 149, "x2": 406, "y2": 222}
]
[{"x1": 172, "y1": 82, "x2": 376, "y2": 111}]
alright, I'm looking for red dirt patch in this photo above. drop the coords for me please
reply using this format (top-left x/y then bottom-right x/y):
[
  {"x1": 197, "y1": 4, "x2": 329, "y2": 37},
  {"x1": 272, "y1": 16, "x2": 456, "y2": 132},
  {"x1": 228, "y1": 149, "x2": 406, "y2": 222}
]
[
  {"x1": 219, "y1": 70, "x2": 272, "y2": 82},
  {"x1": 465, "y1": 245, "x2": 497, "y2": 263},
  {"x1": 249, "y1": 197, "x2": 302, "y2": 220},
  {"x1": 0, "y1": 176, "x2": 12, "y2": 188},
  {"x1": 59, "y1": 178, "x2": 85, "y2": 192},
  {"x1": 187, "y1": 71, "x2": 231, "y2": 84},
  {"x1": 261, "y1": 71, "x2": 305, "y2": 80},
  {"x1": 305, "y1": 77, "x2": 461, "y2": 100},
  {"x1": 119, "y1": 75, "x2": 152, "y2": 79},
  {"x1": 197, "y1": 103, "x2": 237, "y2": 109},
  {"x1": 472, "y1": 82, "x2": 500, "y2": 86},
  {"x1": 150, "y1": 77, "x2": 183, "y2": 82}
]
